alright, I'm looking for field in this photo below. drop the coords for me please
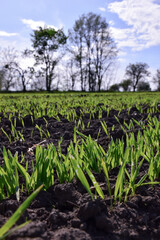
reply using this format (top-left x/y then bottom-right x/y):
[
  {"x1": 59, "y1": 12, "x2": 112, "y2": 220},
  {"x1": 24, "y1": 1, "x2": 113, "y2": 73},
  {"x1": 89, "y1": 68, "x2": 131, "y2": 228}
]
[{"x1": 0, "y1": 92, "x2": 160, "y2": 239}]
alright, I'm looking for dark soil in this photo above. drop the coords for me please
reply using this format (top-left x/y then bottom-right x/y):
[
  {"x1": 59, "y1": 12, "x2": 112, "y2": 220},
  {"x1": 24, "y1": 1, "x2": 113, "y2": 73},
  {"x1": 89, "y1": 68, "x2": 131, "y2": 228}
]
[{"x1": 1, "y1": 106, "x2": 160, "y2": 240}]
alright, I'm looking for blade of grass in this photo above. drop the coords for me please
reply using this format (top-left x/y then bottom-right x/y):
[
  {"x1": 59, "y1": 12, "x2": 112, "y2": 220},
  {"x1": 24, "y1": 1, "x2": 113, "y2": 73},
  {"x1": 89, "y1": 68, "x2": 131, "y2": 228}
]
[
  {"x1": 86, "y1": 168, "x2": 104, "y2": 199},
  {"x1": 0, "y1": 184, "x2": 43, "y2": 239}
]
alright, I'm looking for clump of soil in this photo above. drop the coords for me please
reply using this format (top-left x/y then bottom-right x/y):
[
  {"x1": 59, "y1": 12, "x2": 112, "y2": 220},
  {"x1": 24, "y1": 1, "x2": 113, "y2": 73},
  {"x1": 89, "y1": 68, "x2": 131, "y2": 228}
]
[{"x1": 0, "y1": 106, "x2": 160, "y2": 240}]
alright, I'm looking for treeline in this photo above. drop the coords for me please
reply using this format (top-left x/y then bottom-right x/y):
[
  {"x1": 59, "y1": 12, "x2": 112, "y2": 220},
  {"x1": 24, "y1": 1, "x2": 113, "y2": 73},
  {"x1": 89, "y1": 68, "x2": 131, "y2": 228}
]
[
  {"x1": 109, "y1": 64, "x2": 160, "y2": 92},
  {"x1": 0, "y1": 12, "x2": 159, "y2": 92}
]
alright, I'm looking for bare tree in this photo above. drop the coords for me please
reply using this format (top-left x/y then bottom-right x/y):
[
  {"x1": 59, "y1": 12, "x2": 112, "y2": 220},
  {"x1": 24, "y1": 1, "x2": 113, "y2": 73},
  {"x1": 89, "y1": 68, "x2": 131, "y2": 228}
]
[
  {"x1": 29, "y1": 69, "x2": 46, "y2": 91},
  {"x1": 0, "y1": 69, "x2": 5, "y2": 90},
  {"x1": 0, "y1": 47, "x2": 18, "y2": 90},
  {"x1": 68, "y1": 17, "x2": 86, "y2": 91},
  {"x1": 87, "y1": 13, "x2": 117, "y2": 91},
  {"x1": 68, "y1": 12, "x2": 117, "y2": 91},
  {"x1": 4, "y1": 62, "x2": 32, "y2": 92},
  {"x1": 125, "y1": 63, "x2": 150, "y2": 92},
  {"x1": 153, "y1": 69, "x2": 160, "y2": 91},
  {"x1": 65, "y1": 59, "x2": 77, "y2": 90}
]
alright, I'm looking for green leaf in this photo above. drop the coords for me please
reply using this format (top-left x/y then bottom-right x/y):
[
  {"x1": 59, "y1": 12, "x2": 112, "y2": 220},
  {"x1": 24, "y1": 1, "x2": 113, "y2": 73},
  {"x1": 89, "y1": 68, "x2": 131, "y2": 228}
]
[
  {"x1": 0, "y1": 185, "x2": 43, "y2": 239},
  {"x1": 71, "y1": 159, "x2": 93, "y2": 199},
  {"x1": 86, "y1": 168, "x2": 104, "y2": 199}
]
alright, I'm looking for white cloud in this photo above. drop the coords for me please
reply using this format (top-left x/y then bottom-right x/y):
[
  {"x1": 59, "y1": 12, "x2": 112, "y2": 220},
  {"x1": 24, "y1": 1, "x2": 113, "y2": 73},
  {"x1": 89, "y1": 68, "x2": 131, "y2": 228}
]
[
  {"x1": 110, "y1": 27, "x2": 133, "y2": 40},
  {"x1": 99, "y1": 7, "x2": 106, "y2": 12},
  {"x1": 118, "y1": 58, "x2": 127, "y2": 63},
  {"x1": 118, "y1": 50, "x2": 127, "y2": 57},
  {"x1": 0, "y1": 31, "x2": 18, "y2": 37},
  {"x1": 0, "y1": 34, "x2": 32, "y2": 60},
  {"x1": 0, "y1": 39, "x2": 18, "y2": 51},
  {"x1": 108, "y1": 0, "x2": 160, "y2": 51},
  {"x1": 21, "y1": 19, "x2": 45, "y2": 30},
  {"x1": 21, "y1": 19, "x2": 58, "y2": 30},
  {"x1": 109, "y1": 20, "x2": 115, "y2": 26}
]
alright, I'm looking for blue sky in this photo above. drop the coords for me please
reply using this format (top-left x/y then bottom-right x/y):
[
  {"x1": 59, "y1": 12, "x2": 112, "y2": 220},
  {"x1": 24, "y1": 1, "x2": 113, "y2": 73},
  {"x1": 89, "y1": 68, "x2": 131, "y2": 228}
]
[{"x1": 0, "y1": 0, "x2": 160, "y2": 89}]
